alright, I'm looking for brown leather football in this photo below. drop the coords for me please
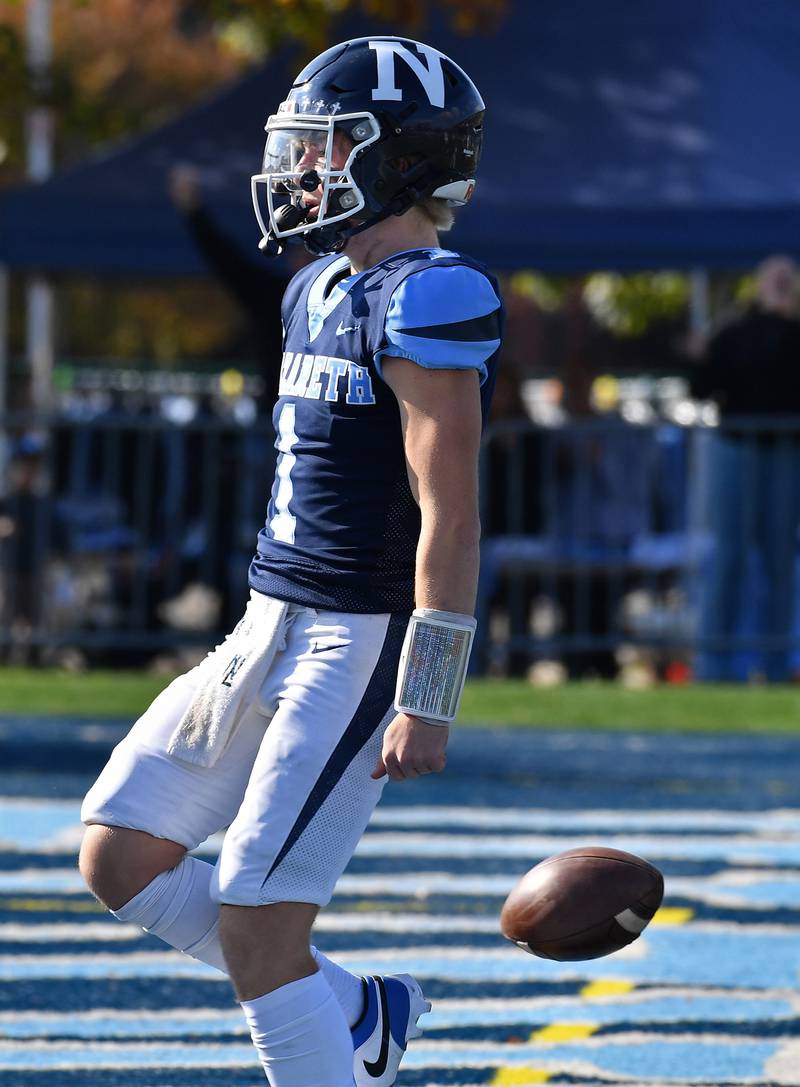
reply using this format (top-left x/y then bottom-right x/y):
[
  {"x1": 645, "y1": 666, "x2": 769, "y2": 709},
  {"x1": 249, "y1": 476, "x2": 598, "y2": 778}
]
[{"x1": 500, "y1": 846, "x2": 664, "y2": 961}]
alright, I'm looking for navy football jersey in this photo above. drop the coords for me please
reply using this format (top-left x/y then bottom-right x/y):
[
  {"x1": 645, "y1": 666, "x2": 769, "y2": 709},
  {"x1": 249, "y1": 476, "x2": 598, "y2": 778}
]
[{"x1": 248, "y1": 247, "x2": 503, "y2": 613}]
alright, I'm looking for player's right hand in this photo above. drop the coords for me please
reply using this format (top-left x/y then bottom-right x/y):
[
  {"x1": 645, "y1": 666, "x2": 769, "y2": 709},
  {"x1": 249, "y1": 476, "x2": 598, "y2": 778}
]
[{"x1": 372, "y1": 712, "x2": 449, "y2": 782}]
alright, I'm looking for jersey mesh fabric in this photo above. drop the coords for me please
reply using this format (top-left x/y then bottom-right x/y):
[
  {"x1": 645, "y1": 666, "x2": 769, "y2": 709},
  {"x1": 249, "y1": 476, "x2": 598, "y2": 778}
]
[
  {"x1": 258, "y1": 709, "x2": 389, "y2": 904},
  {"x1": 259, "y1": 614, "x2": 407, "y2": 905}
]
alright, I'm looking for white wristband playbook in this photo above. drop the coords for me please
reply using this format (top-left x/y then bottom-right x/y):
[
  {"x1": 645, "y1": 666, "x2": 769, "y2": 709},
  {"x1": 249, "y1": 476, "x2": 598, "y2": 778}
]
[{"x1": 394, "y1": 608, "x2": 477, "y2": 725}]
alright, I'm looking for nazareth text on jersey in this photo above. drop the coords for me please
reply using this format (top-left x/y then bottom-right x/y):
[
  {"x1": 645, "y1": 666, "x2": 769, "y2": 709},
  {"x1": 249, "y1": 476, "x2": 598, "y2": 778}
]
[{"x1": 278, "y1": 352, "x2": 376, "y2": 404}]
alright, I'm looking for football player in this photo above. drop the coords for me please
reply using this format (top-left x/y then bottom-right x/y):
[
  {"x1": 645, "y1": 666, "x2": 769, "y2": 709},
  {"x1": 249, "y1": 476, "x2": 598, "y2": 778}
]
[{"x1": 79, "y1": 36, "x2": 502, "y2": 1087}]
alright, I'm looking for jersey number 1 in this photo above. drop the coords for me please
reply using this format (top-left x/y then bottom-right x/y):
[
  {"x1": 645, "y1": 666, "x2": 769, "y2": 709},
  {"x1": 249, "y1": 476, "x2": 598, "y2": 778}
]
[{"x1": 270, "y1": 402, "x2": 297, "y2": 544}]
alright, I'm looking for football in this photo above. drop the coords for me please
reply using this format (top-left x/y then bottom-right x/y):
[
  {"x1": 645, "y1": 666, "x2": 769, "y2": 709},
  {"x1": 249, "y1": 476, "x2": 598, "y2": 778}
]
[{"x1": 500, "y1": 846, "x2": 664, "y2": 961}]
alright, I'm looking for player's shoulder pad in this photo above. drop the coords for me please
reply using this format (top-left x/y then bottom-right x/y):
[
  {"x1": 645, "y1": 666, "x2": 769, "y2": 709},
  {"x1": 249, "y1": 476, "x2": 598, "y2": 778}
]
[{"x1": 377, "y1": 262, "x2": 502, "y2": 383}]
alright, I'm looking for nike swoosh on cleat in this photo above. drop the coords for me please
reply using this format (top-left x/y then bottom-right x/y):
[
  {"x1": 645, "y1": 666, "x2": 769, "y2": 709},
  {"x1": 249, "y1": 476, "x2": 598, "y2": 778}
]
[
  {"x1": 363, "y1": 976, "x2": 390, "y2": 1079},
  {"x1": 311, "y1": 642, "x2": 349, "y2": 654}
]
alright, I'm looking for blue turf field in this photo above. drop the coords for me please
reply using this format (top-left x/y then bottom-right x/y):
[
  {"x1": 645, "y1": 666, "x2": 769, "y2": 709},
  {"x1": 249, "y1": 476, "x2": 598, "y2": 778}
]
[{"x1": 1, "y1": 720, "x2": 800, "y2": 1086}]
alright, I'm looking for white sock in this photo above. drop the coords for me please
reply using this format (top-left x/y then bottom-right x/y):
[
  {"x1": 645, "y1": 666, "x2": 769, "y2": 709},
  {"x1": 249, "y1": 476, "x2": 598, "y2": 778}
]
[
  {"x1": 242, "y1": 970, "x2": 355, "y2": 1087},
  {"x1": 112, "y1": 855, "x2": 226, "y2": 972},
  {"x1": 311, "y1": 945, "x2": 365, "y2": 1027},
  {"x1": 111, "y1": 860, "x2": 366, "y2": 1033}
]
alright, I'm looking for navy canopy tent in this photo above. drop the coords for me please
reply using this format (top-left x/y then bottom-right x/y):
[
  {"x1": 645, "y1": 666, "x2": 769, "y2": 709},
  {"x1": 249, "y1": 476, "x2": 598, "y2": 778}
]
[{"x1": 3, "y1": 0, "x2": 800, "y2": 273}]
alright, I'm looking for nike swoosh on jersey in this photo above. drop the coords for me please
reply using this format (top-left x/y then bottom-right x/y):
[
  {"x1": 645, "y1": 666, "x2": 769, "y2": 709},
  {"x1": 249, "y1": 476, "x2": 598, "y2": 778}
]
[
  {"x1": 363, "y1": 976, "x2": 390, "y2": 1078},
  {"x1": 336, "y1": 321, "x2": 360, "y2": 335},
  {"x1": 311, "y1": 641, "x2": 349, "y2": 654}
]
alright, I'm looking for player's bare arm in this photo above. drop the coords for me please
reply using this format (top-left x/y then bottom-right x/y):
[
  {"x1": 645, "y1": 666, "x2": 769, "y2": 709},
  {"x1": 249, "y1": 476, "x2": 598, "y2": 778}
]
[
  {"x1": 372, "y1": 359, "x2": 482, "y2": 782},
  {"x1": 383, "y1": 359, "x2": 482, "y2": 613}
]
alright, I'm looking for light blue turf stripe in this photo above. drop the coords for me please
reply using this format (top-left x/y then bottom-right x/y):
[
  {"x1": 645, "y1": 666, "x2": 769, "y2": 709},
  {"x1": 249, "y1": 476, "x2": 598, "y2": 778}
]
[
  {"x1": 402, "y1": 1041, "x2": 780, "y2": 1079},
  {"x1": 0, "y1": 803, "x2": 82, "y2": 850},
  {"x1": 314, "y1": 928, "x2": 800, "y2": 988},
  {"x1": 0, "y1": 994, "x2": 792, "y2": 1038},
  {"x1": 0, "y1": 872, "x2": 91, "y2": 893},
  {"x1": 3, "y1": 928, "x2": 800, "y2": 987},
  {"x1": 5, "y1": 799, "x2": 800, "y2": 851},
  {"x1": 0, "y1": 1044, "x2": 257, "y2": 1070},
  {"x1": 10, "y1": 799, "x2": 800, "y2": 833},
  {"x1": 366, "y1": 807, "x2": 800, "y2": 833},
  {"x1": 353, "y1": 831, "x2": 800, "y2": 864},
  {"x1": 429, "y1": 993, "x2": 795, "y2": 1028},
  {"x1": 0, "y1": 1040, "x2": 780, "y2": 1077},
  {"x1": 0, "y1": 958, "x2": 221, "y2": 980},
  {"x1": 713, "y1": 878, "x2": 800, "y2": 906},
  {"x1": 7, "y1": 864, "x2": 800, "y2": 902},
  {"x1": 0, "y1": 1013, "x2": 245, "y2": 1039}
]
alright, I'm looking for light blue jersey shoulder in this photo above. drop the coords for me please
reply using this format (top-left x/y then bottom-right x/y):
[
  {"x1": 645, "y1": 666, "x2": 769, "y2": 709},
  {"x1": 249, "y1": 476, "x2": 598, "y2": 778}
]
[{"x1": 374, "y1": 251, "x2": 502, "y2": 383}]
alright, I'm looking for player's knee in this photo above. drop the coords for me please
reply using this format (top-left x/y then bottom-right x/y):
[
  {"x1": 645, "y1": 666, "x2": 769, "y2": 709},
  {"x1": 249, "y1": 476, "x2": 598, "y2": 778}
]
[
  {"x1": 218, "y1": 900, "x2": 317, "y2": 997},
  {"x1": 79, "y1": 824, "x2": 185, "y2": 911}
]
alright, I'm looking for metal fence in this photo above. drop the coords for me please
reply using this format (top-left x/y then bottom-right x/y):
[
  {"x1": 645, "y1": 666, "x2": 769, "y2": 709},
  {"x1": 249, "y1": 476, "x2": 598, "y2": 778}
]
[
  {"x1": 477, "y1": 416, "x2": 800, "y2": 681},
  {"x1": 2, "y1": 412, "x2": 800, "y2": 679},
  {"x1": 0, "y1": 413, "x2": 277, "y2": 665}
]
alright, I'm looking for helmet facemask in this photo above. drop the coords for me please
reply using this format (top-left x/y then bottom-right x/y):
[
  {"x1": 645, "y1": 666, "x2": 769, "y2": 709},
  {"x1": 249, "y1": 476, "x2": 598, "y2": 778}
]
[{"x1": 251, "y1": 111, "x2": 381, "y2": 254}]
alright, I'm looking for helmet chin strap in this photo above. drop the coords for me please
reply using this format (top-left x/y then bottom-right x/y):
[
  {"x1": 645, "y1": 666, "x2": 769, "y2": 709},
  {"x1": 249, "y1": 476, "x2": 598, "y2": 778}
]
[
  {"x1": 259, "y1": 187, "x2": 413, "y2": 260},
  {"x1": 302, "y1": 199, "x2": 411, "y2": 256}
]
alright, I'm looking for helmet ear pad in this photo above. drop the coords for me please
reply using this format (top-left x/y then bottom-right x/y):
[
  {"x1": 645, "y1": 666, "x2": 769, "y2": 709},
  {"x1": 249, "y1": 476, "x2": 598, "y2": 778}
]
[{"x1": 351, "y1": 129, "x2": 455, "y2": 218}]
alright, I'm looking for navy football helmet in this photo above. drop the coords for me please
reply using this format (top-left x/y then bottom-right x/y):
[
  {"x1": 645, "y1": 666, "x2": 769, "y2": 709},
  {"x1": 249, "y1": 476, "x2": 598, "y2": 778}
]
[{"x1": 252, "y1": 36, "x2": 484, "y2": 256}]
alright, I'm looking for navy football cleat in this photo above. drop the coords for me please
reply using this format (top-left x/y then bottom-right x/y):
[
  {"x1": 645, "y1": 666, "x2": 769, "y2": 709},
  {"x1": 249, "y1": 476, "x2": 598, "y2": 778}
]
[{"x1": 351, "y1": 973, "x2": 431, "y2": 1086}]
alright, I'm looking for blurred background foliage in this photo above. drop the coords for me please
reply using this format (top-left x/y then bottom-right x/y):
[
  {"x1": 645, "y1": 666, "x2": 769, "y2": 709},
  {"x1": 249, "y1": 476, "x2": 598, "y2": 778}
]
[
  {"x1": 0, "y1": 0, "x2": 515, "y2": 370},
  {"x1": 584, "y1": 273, "x2": 690, "y2": 338},
  {"x1": 0, "y1": 0, "x2": 505, "y2": 185},
  {"x1": 0, "y1": 0, "x2": 723, "y2": 370},
  {"x1": 59, "y1": 279, "x2": 245, "y2": 363},
  {"x1": 0, "y1": 0, "x2": 242, "y2": 184},
  {"x1": 510, "y1": 271, "x2": 692, "y2": 338}
]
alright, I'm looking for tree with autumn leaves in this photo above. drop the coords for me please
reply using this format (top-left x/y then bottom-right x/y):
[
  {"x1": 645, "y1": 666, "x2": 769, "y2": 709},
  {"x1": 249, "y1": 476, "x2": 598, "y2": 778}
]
[
  {"x1": 0, "y1": 0, "x2": 502, "y2": 185},
  {"x1": 0, "y1": 0, "x2": 504, "y2": 373},
  {"x1": 0, "y1": 1, "x2": 693, "y2": 379}
]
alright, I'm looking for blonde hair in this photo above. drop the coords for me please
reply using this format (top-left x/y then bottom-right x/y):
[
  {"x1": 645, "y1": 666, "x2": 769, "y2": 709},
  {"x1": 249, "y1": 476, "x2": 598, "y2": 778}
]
[{"x1": 417, "y1": 196, "x2": 455, "y2": 232}]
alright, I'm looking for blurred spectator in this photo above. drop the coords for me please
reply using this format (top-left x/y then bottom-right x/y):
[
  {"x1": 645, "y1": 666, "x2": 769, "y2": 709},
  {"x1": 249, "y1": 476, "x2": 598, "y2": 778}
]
[
  {"x1": 559, "y1": 279, "x2": 599, "y2": 417},
  {"x1": 0, "y1": 435, "x2": 50, "y2": 662},
  {"x1": 547, "y1": 418, "x2": 656, "y2": 681},
  {"x1": 475, "y1": 370, "x2": 542, "y2": 675},
  {"x1": 477, "y1": 370, "x2": 644, "y2": 680},
  {"x1": 169, "y1": 165, "x2": 290, "y2": 408},
  {"x1": 690, "y1": 255, "x2": 800, "y2": 682},
  {"x1": 482, "y1": 369, "x2": 541, "y2": 536}
]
